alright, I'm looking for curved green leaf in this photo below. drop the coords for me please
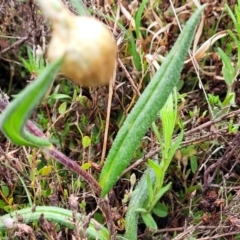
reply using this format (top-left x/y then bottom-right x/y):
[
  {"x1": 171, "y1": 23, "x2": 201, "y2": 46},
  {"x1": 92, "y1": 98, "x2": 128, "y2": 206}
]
[
  {"x1": 0, "y1": 58, "x2": 63, "y2": 147},
  {"x1": 0, "y1": 206, "x2": 109, "y2": 240},
  {"x1": 99, "y1": 6, "x2": 205, "y2": 197}
]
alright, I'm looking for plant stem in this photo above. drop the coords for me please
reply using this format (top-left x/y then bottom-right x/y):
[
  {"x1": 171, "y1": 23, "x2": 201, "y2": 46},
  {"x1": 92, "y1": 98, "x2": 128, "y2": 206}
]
[{"x1": 0, "y1": 94, "x2": 116, "y2": 239}]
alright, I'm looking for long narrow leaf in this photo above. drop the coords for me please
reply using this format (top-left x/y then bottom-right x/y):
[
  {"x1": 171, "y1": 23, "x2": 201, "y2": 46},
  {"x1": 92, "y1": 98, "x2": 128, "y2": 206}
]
[
  {"x1": 0, "y1": 58, "x2": 63, "y2": 147},
  {"x1": 124, "y1": 166, "x2": 156, "y2": 240},
  {"x1": 218, "y1": 47, "x2": 235, "y2": 85},
  {"x1": 148, "y1": 182, "x2": 172, "y2": 212},
  {"x1": 162, "y1": 131, "x2": 184, "y2": 172},
  {"x1": 128, "y1": 31, "x2": 142, "y2": 71},
  {"x1": 100, "y1": 6, "x2": 205, "y2": 197},
  {"x1": 0, "y1": 206, "x2": 109, "y2": 240},
  {"x1": 135, "y1": 0, "x2": 148, "y2": 39}
]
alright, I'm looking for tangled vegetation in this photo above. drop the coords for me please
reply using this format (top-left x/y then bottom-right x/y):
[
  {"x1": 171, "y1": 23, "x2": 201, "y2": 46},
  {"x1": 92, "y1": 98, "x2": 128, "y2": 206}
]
[{"x1": 0, "y1": 0, "x2": 240, "y2": 239}]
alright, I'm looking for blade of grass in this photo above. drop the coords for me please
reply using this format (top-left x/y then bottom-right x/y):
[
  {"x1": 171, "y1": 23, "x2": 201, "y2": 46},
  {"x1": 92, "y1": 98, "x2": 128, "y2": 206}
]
[
  {"x1": 135, "y1": 0, "x2": 148, "y2": 39},
  {"x1": 128, "y1": 31, "x2": 142, "y2": 71}
]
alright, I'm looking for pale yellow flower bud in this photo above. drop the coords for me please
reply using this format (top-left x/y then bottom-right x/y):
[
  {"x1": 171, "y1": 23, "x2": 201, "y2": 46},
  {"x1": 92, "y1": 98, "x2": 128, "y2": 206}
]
[{"x1": 47, "y1": 15, "x2": 117, "y2": 86}]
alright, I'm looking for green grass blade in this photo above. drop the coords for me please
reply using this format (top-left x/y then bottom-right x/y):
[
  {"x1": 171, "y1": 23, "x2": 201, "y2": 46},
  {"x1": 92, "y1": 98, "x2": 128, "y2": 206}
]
[
  {"x1": 135, "y1": 0, "x2": 148, "y2": 39},
  {"x1": 225, "y1": 3, "x2": 240, "y2": 36},
  {"x1": 128, "y1": 32, "x2": 142, "y2": 71},
  {"x1": 99, "y1": 6, "x2": 205, "y2": 197},
  {"x1": 0, "y1": 58, "x2": 63, "y2": 147}
]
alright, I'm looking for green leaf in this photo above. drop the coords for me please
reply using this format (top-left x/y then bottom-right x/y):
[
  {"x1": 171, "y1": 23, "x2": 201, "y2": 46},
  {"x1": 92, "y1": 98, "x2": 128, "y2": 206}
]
[
  {"x1": 128, "y1": 32, "x2": 142, "y2": 71},
  {"x1": 0, "y1": 58, "x2": 63, "y2": 147},
  {"x1": 160, "y1": 92, "x2": 176, "y2": 151},
  {"x1": 124, "y1": 166, "x2": 156, "y2": 240},
  {"x1": 82, "y1": 136, "x2": 91, "y2": 147},
  {"x1": 39, "y1": 165, "x2": 53, "y2": 176},
  {"x1": 135, "y1": 208, "x2": 148, "y2": 213},
  {"x1": 81, "y1": 162, "x2": 92, "y2": 170},
  {"x1": 181, "y1": 146, "x2": 197, "y2": 158},
  {"x1": 1, "y1": 181, "x2": 9, "y2": 197},
  {"x1": 148, "y1": 159, "x2": 162, "y2": 179},
  {"x1": 21, "y1": 48, "x2": 35, "y2": 74},
  {"x1": 227, "y1": 30, "x2": 240, "y2": 68},
  {"x1": 135, "y1": 0, "x2": 148, "y2": 39},
  {"x1": 163, "y1": 131, "x2": 183, "y2": 172},
  {"x1": 49, "y1": 93, "x2": 71, "y2": 100},
  {"x1": 190, "y1": 155, "x2": 198, "y2": 173},
  {"x1": 149, "y1": 182, "x2": 172, "y2": 212},
  {"x1": 218, "y1": 48, "x2": 235, "y2": 85},
  {"x1": 152, "y1": 202, "x2": 168, "y2": 217},
  {"x1": 0, "y1": 199, "x2": 7, "y2": 209},
  {"x1": 58, "y1": 102, "x2": 67, "y2": 114},
  {"x1": 141, "y1": 213, "x2": 157, "y2": 230},
  {"x1": 146, "y1": 173, "x2": 154, "y2": 204},
  {"x1": 152, "y1": 122, "x2": 162, "y2": 144},
  {"x1": 0, "y1": 206, "x2": 109, "y2": 240},
  {"x1": 222, "y1": 93, "x2": 235, "y2": 107},
  {"x1": 186, "y1": 185, "x2": 201, "y2": 194},
  {"x1": 148, "y1": 159, "x2": 163, "y2": 190},
  {"x1": 225, "y1": 3, "x2": 240, "y2": 36},
  {"x1": 100, "y1": 6, "x2": 205, "y2": 197}
]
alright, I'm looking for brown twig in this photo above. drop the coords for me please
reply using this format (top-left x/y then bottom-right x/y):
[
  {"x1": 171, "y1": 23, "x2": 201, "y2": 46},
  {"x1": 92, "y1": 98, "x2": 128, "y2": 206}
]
[
  {"x1": 203, "y1": 132, "x2": 240, "y2": 188},
  {"x1": 196, "y1": 231, "x2": 240, "y2": 240},
  {"x1": 184, "y1": 108, "x2": 240, "y2": 137},
  {"x1": 122, "y1": 147, "x2": 159, "y2": 176},
  {"x1": 0, "y1": 36, "x2": 29, "y2": 55},
  {"x1": 117, "y1": 57, "x2": 141, "y2": 96},
  {"x1": 101, "y1": 61, "x2": 116, "y2": 165},
  {"x1": 138, "y1": 222, "x2": 239, "y2": 239}
]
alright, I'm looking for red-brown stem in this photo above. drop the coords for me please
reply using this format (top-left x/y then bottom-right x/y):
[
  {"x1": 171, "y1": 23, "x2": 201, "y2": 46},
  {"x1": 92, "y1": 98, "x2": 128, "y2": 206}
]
[
  {"x1": 0, "y1": 95, "x2": 101, "y2": 192},
  {"x1": 45, "y1": 147, "x2": 101, "y2": 193},
  {"x1": 0, "y1": 95, "x2": 115, "y2": 239}
]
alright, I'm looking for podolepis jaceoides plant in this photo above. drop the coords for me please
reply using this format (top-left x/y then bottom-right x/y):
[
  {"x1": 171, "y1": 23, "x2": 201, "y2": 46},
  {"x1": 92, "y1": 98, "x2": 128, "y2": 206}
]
[
  {"x1": 124, "y1": 89, "x2": 183, "y2": 239},
  {"x1": 0, "y1": 0, "x2": 205, "y2": 238},
  {"x1": 99, "y1": 5, "x2": 205, "y2": 197},
  {"x1": 21, "y1": 46, "x2": 45, "y2": 75},
  {"x1": 144, "y1": 90, "x2": 183, "y2": 227}
]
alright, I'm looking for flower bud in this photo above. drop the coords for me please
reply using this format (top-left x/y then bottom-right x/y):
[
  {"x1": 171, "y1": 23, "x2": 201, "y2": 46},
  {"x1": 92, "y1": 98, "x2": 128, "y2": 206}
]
[{"x1": 47, "y1": 14, "x2": 117, "y2": 87}]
